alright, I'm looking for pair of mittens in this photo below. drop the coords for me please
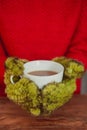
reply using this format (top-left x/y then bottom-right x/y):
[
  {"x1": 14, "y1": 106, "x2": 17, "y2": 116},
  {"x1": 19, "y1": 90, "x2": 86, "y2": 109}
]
[{"x1": 4, "y1": 57, "x2": 85, "y2": 116}]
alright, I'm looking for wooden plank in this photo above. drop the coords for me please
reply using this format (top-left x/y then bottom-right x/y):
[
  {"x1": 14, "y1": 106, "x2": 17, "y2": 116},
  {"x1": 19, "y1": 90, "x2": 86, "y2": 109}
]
[{"x1": 0, "y1": 95, "x2": 87, "y2": 130}]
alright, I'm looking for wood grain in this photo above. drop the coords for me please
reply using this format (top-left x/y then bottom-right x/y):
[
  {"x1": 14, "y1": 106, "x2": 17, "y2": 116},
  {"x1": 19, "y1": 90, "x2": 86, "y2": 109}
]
[{"x1": 0, "y1": 95, "x2": 87, "y2": 130}]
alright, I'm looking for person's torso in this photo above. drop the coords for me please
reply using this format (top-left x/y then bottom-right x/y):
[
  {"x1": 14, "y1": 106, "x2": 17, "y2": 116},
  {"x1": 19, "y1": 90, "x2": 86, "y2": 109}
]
[{"x1": 0, "y1": 0, "x2": 81, "y2": 60}]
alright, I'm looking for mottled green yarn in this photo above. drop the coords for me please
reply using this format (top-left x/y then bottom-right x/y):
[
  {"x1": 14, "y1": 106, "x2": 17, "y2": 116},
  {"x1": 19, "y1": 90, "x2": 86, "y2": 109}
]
[
  {"x1": 5, "y1": 57, "x2": 24, "y2": 75},
  {"x1": 5, "y1": 78, "x2": 41, "y2": 116},
  {"x1": 4, "y1": 57, "x2": 84, "y2": 116},
  {"x1": 42, "y1": 79, "x2": 76, "y2": 115},
  {"x1": 53, "y1": 57, "x2": 84, "y2": 78}
]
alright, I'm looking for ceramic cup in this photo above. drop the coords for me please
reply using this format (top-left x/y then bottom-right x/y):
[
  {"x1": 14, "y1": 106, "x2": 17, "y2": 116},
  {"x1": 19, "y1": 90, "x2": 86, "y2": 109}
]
[{"x1": 23, "y1": 60, "x2": 64, "y2": 89}]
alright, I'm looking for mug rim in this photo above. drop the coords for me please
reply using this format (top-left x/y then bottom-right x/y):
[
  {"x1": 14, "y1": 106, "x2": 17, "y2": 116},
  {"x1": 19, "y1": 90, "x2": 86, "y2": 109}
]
[{"x1": 23, "y1": 60, "x2": 64, "y2": 78}]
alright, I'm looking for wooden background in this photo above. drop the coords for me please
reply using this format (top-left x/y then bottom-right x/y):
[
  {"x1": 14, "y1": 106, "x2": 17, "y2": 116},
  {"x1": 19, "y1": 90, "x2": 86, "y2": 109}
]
[{"x1": 0, "y1": 95, "x2": 87, "y2": 130}]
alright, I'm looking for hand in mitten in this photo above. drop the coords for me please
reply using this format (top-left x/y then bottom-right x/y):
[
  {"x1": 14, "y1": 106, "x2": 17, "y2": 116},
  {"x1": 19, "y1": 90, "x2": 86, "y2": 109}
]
[
  {"x1": 52, "y1": 57, "x2": 84, "y2": 79},
  {"x1": 4, "y1": 57, "x2": 41, "y2": 116}
]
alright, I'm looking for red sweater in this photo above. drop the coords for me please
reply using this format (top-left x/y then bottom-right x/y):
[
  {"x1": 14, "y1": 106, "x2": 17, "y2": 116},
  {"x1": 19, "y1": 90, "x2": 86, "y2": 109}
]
[{"x1": 0, "y1": 0, "x2": 87, "y2": 96}]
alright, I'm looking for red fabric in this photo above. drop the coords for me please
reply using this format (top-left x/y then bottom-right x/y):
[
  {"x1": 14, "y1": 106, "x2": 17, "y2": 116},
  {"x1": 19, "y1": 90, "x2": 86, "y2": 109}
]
[
  {"x1": 75, "y1": 79, "x2": 81, "y2": 94},
  {"x1": 0, "y1": 0, "x2": 87, "y2": 96},
  {"x1": 0, "y1": 41, "x2": 7, "y2": 96}
]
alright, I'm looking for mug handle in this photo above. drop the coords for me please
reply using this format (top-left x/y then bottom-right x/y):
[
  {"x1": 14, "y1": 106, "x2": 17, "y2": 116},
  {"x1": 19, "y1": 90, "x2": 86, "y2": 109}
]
[{"x1": 10, "y1": 75, "x2": 22, "y2": 84}]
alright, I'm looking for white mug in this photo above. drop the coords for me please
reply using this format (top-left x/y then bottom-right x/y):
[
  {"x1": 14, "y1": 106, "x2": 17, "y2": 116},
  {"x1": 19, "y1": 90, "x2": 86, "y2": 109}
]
[{"x1": 23, "y1": 60, "x2": 64, "y2": 89}]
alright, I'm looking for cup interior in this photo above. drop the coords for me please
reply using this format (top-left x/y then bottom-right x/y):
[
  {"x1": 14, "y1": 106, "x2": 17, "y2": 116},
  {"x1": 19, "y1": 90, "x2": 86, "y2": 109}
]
[{"x1": 24, "y1": 60, "x2": 63, "y2": 76}]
